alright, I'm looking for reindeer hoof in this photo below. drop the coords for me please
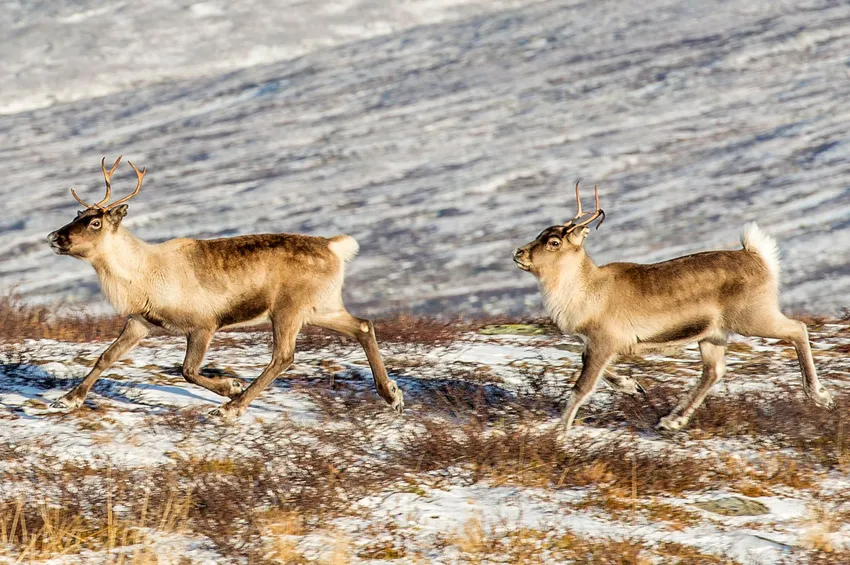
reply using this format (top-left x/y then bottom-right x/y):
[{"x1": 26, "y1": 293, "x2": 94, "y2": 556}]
[
  {"x1": 208, "y1": 404, "x2": 243, "y2": 421},
  {"x1": 226, "y1": 378, "x2": 248, "y2": 399},
  {"x1": 656, "y1": 414, "x2": 688, "y2": 432},
  {"x1": 388, "y1": 380, "x2": 404, "y2": 414},
  {"x1": 604, "y1": 375, "x2": 645, "y2": 397},
  {"x1": 556, "y1": 423, "x2": 573, "y2": 444},
  {"x1": 49, "y1": 395, "x2": 83, "y2": 411},
  {"x1": 812, "y1": 389, "x2": 835, "y2": 410}
]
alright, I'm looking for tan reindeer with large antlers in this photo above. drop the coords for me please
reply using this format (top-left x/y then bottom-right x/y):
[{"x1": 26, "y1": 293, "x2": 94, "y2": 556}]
[
  {"x1": 47, "y1": 156, "x2": 404, "y2": 419},
  {"x1": 513, "y1": 183, "x2": 834, "y2": 435}
]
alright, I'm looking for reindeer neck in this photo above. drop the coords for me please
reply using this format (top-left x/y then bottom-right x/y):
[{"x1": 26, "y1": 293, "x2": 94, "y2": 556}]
[
  {"x1": 540, "y1": 253, "x2": 600, "y2": 334},
  {"x1": 89, "y1": 227, "x2": 153, "y2": 314}
]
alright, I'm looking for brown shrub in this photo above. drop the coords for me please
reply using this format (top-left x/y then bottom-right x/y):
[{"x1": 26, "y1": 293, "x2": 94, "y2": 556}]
[
  {"x1": 0, "y1": 296, "x2": 489, "y2": 346},
  {"x1": 399, "y1": 414, "x2": 733, "y2": 495},
  {"x1": 598, "y1": 381, "x2": 849, "y2": 471},
  {"x1": 0, "y1": 468, "x2": 191, "y2": 562}
]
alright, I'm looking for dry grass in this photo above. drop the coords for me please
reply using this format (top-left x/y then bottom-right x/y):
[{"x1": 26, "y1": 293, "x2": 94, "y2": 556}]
[
  {"x1": 260, "y1": 509, "x2": 307, "y2": 564},
  {"x1": 442, "y1": 524, "x2": 656, "y2": 565},
  {"x1": 800, "y1": 504, "x2": 842, "y2": 553},
  {"x1": 0, "y1": 397, "x2": 742, "y2": 563},
  {"x1": 0, "y1": 487, "x2": 191, "y2": 562},
  {"x1": 586, "y1": 374, "x2": 847, "y2": 466},
  {"x1": 0, "y1": 294, "x2": 488, "y2": 346},
  {"x1": 398, "y1": 412, "x2": 735, "y2": 495},
  {"x1": 0, "y1": 394, "x2": 846, "y2": 563},
  {"x1": 3, "y1": 300, "x2": 850, "y2": 562},
  {"x1": 452, "y1": 527, "x2": 730, "y2": 564},
  {"x1": 0, "y1": 294, "x2": 127, "y2": 343},
  {"x1": 301, "y1": 376, "x2": 835, "y2": 499}
]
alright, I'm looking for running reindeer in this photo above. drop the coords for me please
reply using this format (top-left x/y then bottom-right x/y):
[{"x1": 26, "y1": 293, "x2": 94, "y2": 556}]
[
  {"x1": 47, "y1": 156, "x2": 404, "y2": 419},
  {"x1": 513, "y1": 183, "x2": 833, "y2": 435}
]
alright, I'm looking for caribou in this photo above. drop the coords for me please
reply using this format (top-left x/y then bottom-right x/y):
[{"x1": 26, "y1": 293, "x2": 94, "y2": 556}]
[
  {"x1": 513, "y1": 184, "x2": 833, "y2": 435},
  {"x1": 47, "y1": 156, "x2": 404, "y2": 419}
]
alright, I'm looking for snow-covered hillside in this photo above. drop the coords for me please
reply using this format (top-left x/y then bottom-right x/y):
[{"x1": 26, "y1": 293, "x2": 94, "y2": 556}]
[
  {"x1": 2, "y1": 323, "x2": 849, "y2": 562},
  {"x1": 1, "y1": 0, "x2": 530, "y2": 115},
  {"x1": 2, "y1": 0, "x2": 849, "y2": 315}
]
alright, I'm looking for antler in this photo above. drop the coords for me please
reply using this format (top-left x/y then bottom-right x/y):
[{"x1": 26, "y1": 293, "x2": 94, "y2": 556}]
[
  {"x1": 104, "y1": 160, "x2": 146, "y2": 210},
  {"x1": 565, "y1": 181, "x2": 606, "y2": 231},
  {"x1": 98, "y1": 155, "x2": 122, "y2": 207},
  {"x1": 71, "y1": 155, "x2": 123, "y2": 209},
  {"x1": 69, "y1": 156, "x2": 146, "y2": 210}
]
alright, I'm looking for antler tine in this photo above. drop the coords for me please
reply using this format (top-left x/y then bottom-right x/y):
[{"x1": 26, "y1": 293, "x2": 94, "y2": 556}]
[
  {"x1": 572, "y1": 185, "x2": 606, "y2": 230},
  {"x1": 105, "y1": 160, "x2": 146, "y2": 210},
  {"x1": 70, "y1": 187, "x2": 95, "y2": 209},
  {"x1": 94, "y1": 155, "x2": 122, "y2": 208},
  {"x1": 69, "y1": 156, "x2": 123, "y2": 210},
  {"x1": 572, "y1": 181, "x2": 583, "y2": 220}
]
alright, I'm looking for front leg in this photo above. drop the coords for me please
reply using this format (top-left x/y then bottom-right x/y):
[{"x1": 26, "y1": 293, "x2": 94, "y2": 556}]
[
  {"x1": 50, "y1": 317, "x2": 150, "y2": 410},
  {"x1": 559, "y1": 343, "x2": 616, "y2": 437},
  {"x1": 181, "y1": 329, "x2": 247, "y2": 398},
  {"x1": 602, "y1": 371, "x2": 646, "y2": 397}
]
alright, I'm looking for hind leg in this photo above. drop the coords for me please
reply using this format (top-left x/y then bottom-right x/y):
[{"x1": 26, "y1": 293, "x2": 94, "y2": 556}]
[
  {"x1": 752, "y1": 315, "x2": 833, "y2": 408},
  {"x1": 181, "y1": 329, "x2": 246, "y2": 398},
  {"x1": 310, "y1": 310, "x2": 404, "y2": 413},
  {"x1": 657, "y1": 340, "x2": 727, "y2": 432}
]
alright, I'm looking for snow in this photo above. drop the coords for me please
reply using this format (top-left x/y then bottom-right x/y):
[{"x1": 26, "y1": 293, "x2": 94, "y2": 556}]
[{"x1": 341, "y1": 480, "x2": 825, "y2": 563}]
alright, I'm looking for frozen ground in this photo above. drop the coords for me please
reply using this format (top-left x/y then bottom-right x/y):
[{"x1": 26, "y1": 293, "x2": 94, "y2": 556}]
[
  {"x1": 1, "y1": 322, "x2": 849, "y2": 562},
  {"x1": 0, "y1": 0, "x2": 849, "y2": 316}
]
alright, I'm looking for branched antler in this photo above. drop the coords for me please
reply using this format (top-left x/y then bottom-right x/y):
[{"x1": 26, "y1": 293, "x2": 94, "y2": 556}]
[
  {"x1": 104, "y1": 160, "x2": 145, "y2": 210},
  {"x1": 69, "y1": 156, "x2": 145, "y2": 210}
]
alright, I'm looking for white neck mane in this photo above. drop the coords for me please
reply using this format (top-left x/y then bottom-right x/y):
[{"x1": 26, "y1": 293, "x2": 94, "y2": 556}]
[
  {"x1": 88, "y1": 228, "x2": 152, "y2": 315},
  {"x1": 539, "y1": 256, "x2": 597, "y2": 335}
]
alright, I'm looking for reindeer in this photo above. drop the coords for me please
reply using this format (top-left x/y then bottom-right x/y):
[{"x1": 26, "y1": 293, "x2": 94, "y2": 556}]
[
  {"x1": 46, "y1": 156, "x2": 404, "y2": 419},
  {"x1": 513, "y1": 183, "x2": 834, "y2": 435}
]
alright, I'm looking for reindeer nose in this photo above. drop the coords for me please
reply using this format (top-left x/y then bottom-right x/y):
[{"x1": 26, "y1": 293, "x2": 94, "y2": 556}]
[
  {"x1": 514, "y1": 248, "x2": 527, "y2": 260},
  {"x1": 47, "y1": 231, "x2": 58, "y2": 243}
]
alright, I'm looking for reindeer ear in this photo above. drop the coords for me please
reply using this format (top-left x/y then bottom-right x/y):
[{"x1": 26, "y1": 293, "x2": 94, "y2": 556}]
[
  {"x1": 566, "y1": 226, "x2": 590, "y2": 247},
  {"x1": 106, "y1": 204, "x2": 128, "y2": 223}
]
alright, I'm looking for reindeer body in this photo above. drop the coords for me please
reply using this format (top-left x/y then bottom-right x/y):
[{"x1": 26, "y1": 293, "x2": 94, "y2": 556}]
[
  {"x1": 91, "y1": 230, "x2": 352, "y2": 333},
  {"x1": 47, "y1": 157, "x2": 404, "y2": 419},
  {"x1": 545, "y1": 246, "x2": 771, "y2": 351},
  {"x1": 514, "y1": 185, "x2": 833, "y2": 434}
]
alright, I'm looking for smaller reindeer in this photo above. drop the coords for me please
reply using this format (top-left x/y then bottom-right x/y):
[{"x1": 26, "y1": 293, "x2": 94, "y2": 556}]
[
  {"x1": 47, "y1": 156, "x2": 404, "y2": 419},
  {"x1": 513, "y1": 183, "x2": 833, "y2": 435}
]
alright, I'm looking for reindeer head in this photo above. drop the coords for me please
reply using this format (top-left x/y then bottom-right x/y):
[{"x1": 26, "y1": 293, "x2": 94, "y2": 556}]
[
  {"x1": 513, "y1": 182, "x2": 605, "y2": 278},
  {"x1": 47, "y1": 156, "x2": 146, "y2": 259}
]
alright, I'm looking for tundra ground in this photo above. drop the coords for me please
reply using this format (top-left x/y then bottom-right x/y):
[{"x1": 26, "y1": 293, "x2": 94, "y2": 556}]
[{"x1": 1, "y1": 311, "x2": 849, "y2": 563}]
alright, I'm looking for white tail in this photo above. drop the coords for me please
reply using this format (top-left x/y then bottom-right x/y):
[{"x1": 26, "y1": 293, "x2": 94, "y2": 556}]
[
  {"x1": 741, "y1": 222, "x2": 780, "y2": 278},
  {"x1": 328, "y1": 235, "x2": 360, "y2": 263}
]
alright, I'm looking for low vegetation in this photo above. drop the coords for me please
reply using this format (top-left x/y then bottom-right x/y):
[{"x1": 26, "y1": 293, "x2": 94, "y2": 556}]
[{"x1": 1, "y1": 299, "x2": 849, "y2": 563}]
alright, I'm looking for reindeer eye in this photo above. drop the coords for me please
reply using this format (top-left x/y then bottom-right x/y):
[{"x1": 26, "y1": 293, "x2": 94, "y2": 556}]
[
  {"x1": 547, "y1": 238, "x2": 561, "y2": 249},
  {"x1": 89, "y1": 219, "x2": 102, "y2": 230}
]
